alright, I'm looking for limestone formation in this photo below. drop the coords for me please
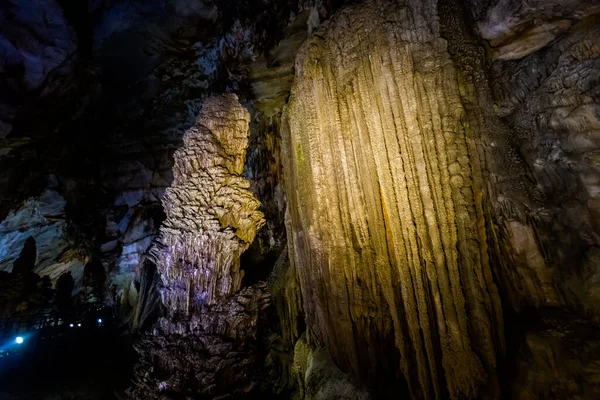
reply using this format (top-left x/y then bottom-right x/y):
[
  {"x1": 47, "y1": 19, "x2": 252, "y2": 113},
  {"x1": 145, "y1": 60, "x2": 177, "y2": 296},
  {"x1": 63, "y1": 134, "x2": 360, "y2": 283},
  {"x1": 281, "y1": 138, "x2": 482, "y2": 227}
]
[
  {"x1": 281, "y1": 0, "x2": 504, "y2": 398},
  {"x1": 129, "y1": 95, "x2": 275, "y2": 399},
  {"x1": 128, "y1": 283, "x2": 272, "y2": 400},
  {"x1": 0, "y1": 188, "x2": 88, "y2": 289},
  {"x1": 150, "y1": 94, "x2": 265, "y2": 314}
]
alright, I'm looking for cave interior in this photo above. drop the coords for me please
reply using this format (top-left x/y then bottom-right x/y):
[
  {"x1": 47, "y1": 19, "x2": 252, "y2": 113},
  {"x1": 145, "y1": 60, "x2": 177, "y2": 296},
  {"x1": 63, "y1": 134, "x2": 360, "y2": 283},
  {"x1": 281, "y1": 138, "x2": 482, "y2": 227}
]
[{"x1": 1, "y1": 0, "x2": 600, "y2": 399}]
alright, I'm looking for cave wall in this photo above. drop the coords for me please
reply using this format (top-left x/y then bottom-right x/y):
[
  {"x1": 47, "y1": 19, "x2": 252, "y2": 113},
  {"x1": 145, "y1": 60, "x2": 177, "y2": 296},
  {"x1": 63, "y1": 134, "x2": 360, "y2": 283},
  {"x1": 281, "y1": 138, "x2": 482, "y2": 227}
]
[
  {"x1": 2, "y1": 0, "x2": 600, "y2": 398},
  {"x1": 486, "y1": 9, "x2": 600, "y2": 318}
]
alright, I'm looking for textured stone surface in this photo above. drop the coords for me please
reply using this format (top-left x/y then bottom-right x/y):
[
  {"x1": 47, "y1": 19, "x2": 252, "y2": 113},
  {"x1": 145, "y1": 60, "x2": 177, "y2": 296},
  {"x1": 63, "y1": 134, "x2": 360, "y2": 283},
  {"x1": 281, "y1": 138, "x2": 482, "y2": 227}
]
[
  {"x1": 281, "y1": 0, "x2": 505, "y2": 398},
  {"x1": 476, "y1": 0, "x2": 600, "y2": 60},
  {"x1": 292, "y1": 333, "x2": 371, "y2": 400},
  {"x1": 129, "y1": 283, "x2": 271, "y2": 400},
  {"x1": 128, "y1": 95, "x2": 277, "y2": 399},
  {"x1": 439, "y1": 0, "x2": 563, "y2": 314},
  {"x1": 0, "y1": 188, "x2": 88, "y2": 290},
  {"x1": 0, "y1": 0, "x2": 321, "y2": 320},
  {"x1": 489, "y1": 11, "x2": 600, "y2": 317},
  {"x1": 150, "y1": 94, "x2": 265, "y2": 313}
]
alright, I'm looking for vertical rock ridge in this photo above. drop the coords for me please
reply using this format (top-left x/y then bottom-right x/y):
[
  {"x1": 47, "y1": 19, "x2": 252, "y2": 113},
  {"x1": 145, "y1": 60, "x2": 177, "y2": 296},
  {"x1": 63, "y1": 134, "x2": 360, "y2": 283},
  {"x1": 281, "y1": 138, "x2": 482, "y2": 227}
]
[
  {"x1": 150, "y1": 94, "x2": 265, "y2": 312},
  {"x1": 281, "y1": 0, "x2": 503, "y2": 398}
]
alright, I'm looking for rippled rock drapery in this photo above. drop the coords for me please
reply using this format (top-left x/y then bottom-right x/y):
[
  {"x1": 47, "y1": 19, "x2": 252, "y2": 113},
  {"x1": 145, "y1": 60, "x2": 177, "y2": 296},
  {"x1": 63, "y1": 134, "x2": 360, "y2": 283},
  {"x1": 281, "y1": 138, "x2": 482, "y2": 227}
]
[
  {"x1": 281, "y1": 0, "x2": 504, "y2": 398},
  {"x1": 129, "y1": 94, "x2": 272, "y2": 399},
  {"x1": 150, "y1": 94, "x2": 265, "y2": 313}
]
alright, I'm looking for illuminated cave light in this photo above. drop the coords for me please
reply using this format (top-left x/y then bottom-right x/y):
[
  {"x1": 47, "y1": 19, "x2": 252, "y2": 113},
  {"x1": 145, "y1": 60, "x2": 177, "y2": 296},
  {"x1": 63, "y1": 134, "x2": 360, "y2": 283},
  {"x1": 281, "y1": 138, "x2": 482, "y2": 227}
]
[{"x1": 15, "y1": 336, "x2": 23, "y2": 344}]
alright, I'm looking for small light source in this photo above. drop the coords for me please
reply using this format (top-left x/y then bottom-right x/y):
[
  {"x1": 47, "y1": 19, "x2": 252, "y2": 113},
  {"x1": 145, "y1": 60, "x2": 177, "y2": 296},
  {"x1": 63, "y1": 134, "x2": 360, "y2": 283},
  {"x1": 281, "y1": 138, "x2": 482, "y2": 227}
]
[
  {"x1": 15, "y1": 336, "x2": 23, "y2": 344},
  {"x1": 97, "y1": 318, "x2": 102, "y2": 324},
  {"x1": 77, "y1": 323, "x2": 81, "y2": 327},
  {"x1": 69, "y1": 324, "x2": 74, "y2": 328}
]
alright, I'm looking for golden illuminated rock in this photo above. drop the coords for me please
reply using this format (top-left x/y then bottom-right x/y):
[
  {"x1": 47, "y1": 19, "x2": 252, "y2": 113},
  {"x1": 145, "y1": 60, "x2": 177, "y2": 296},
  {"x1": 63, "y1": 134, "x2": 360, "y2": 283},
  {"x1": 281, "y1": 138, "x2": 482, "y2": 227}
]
[
  {"x1": 281, "y1": 0, "x2": 504, "y2": 398},
  {"x1": 150, "y1": 94, "x2": 265, "y2": 313}
]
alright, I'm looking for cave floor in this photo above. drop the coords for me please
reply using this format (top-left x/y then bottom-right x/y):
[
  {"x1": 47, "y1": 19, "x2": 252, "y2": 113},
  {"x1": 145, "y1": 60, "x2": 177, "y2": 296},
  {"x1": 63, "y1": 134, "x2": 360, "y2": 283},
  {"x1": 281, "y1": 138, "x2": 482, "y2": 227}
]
[{"x1": 0, "y1": 326, "x2": 134, "y2": 400}]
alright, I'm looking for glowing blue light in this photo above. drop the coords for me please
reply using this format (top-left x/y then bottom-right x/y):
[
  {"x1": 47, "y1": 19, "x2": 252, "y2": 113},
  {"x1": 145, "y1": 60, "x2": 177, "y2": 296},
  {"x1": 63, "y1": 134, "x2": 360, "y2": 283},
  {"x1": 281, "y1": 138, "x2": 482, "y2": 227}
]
[
  {"x1": 15, "y1": 337, "x2": 23, "y2": 344},
  {"x1": 69, "y1": 324, "x2": 74, "y2": 328},
  {"x1": 97, "y1": 318, "x2": 102, "y2": 324}
]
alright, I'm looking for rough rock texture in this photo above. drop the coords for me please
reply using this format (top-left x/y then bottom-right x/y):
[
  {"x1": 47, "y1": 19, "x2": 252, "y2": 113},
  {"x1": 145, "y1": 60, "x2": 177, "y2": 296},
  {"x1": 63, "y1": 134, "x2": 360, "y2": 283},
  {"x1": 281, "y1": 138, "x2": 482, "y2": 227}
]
[
  {"x1": 0, "y1": 186, "x2": 88, "y2": 290},
  {"x1": 281, "y1": 0, "x2": 505, "y2": 398},
  {"x1": 0, "y1": 0, "x2": 327, "y2": 322},
  {"x1": 150, "y1": 94, "x2": 265, "y2": 313},
  {"x1": 476, "y1": 0, "x2": 600, "y2": 60},
  {"x1": 129, "y1": 95, "x2": 278, "y2": 399},
  {"x1": 488, "y1": 11, "x2": 600, "y2": 318},
  {"x1": 129, "y1": 283, "x2": 271, "y2": 400},
  {"x1": 292, "y1": 333, "x2": 371, "y2": 400},
  {"x1": 437, "y1": 0, "x2": 562, "y2": 316}
]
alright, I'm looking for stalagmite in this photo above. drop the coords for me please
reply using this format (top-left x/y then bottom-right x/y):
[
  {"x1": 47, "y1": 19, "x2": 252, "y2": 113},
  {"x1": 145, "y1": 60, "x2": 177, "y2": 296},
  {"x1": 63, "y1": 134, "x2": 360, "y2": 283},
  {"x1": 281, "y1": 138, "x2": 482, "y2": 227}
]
[
  {"x1": 129, "y1": 95, "x2": 271, "y2": 399},
  {"x1": 150, "y1": 94, "x2": 265, "y2": 312},
  {"x1": 281, "y1": 0, "x2": 503, "y2": 398}
]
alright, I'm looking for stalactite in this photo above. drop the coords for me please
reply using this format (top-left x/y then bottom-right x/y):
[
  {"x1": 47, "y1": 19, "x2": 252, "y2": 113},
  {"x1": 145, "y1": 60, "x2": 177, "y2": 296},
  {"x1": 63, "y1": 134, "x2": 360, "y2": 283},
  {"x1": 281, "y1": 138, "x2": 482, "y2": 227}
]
[
  {"x1": 150, "y1": 94, "x2": 265, "y2": 313},
  {"x1": 281, "y1": 0, "x2": 503, "y2": 398}
]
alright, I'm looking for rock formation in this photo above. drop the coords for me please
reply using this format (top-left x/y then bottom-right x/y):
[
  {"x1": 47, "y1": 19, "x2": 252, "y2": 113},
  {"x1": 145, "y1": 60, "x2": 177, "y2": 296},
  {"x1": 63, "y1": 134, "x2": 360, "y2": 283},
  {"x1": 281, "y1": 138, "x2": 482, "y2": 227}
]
[
  {"x1": 150, "y1": 94, "x2": 265, "y2": 313},
  {"x1": 281, "y1": 0, "x2": 505, "y2": 398},
  {"x1": 0, "y1": 186, "x2": 88, "y2": 289},
  {"x1": 129, "y1": 283, "x2": 272, "y2": 399},
  {"x1": 129, "y1": 94, "x2": 273, "y2": 399},
  {"x1": 1, "y1": 0, "x2": 600, "y2": 399}
]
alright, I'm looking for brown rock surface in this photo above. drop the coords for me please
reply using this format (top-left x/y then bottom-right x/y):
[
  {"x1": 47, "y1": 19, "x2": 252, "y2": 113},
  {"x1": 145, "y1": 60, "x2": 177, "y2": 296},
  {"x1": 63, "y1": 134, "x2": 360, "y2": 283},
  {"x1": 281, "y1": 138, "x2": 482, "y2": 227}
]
[{"x1": 489, "y1": 10, "x2": 600, "y2": 317}]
